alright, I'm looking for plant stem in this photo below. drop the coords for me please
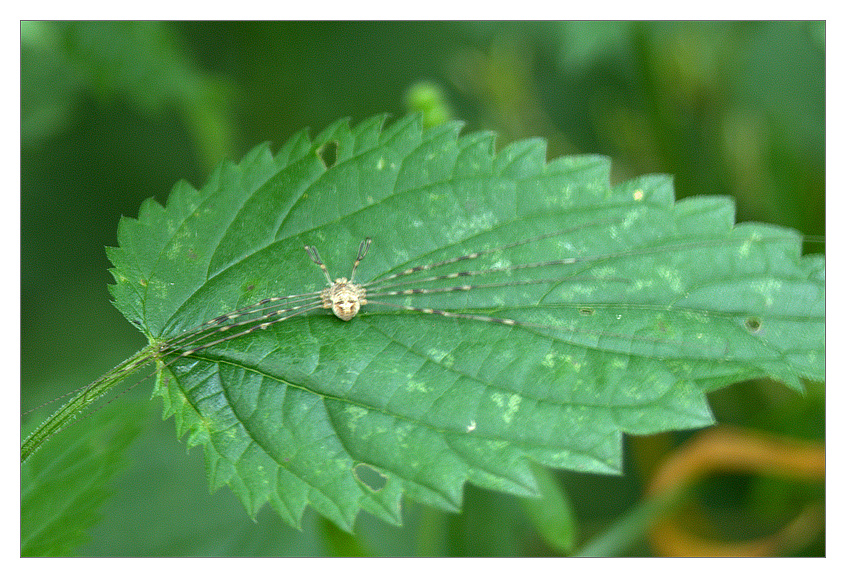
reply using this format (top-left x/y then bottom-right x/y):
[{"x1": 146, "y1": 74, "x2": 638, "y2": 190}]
[{"x1": 21, "y1": 345, "x2": 158, "y2": 463}]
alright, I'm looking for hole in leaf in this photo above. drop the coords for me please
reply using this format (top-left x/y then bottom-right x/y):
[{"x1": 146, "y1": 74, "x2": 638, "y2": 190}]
[
  {"x1": 354, "y1": 463, "x2": 387, "y2": 492},
  {"x1": 317, "y1": 140, "x2": 339, "y2": 169},
  {"x1": 744, "y1": 316, "x2": 763, "y2": 333}
]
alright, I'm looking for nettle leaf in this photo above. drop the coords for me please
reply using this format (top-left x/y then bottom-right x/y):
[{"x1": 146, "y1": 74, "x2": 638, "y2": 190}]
[{"x1": 107, "y1": 114, "x2": 824, "y2": 530}]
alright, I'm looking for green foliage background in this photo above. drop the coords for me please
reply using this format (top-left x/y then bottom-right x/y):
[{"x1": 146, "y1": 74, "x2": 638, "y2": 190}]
[{"x1": 21, "y1": 21, "x2": 824, "y2": 556}]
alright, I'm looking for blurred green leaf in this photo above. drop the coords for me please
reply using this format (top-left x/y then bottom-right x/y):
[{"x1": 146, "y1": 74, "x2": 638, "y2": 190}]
[
  {"x1": 101, "y1": 114, "x2": 823, "y2": 529},
  {"x1": 21, "y1": 404, "x2": 144, "y2": 556},
  {"x1": 521, "y1": 463, "x2": 578, "y2": 553},
  {"x1": 554, "y1": 21, "x2": 632, "y2": 71},
  {"x1": 20, "y1": 21, "x2": 234, "y2": 167}
]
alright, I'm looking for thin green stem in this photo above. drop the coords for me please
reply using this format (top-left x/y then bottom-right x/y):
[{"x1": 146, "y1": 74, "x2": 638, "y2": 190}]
[
  {"x1": 21, "y1": 345, "x2": 159, "y2": 463},
  {"x1": 572, "y1": 486, "x2": 687, "y2": 557}
]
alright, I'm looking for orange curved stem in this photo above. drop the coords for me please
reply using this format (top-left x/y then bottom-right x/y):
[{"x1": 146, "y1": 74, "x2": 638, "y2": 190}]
[{"x1": 647, "y1": 426, "x2": 824, "y2": 556}]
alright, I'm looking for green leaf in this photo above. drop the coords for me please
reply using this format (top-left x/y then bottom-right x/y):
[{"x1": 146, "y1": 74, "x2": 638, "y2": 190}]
[
  {"x1": 106, "y1": 114, "x2": 824, "y2": 530},
  {"x1": 521, "y1": 463, "x2": 578, "y2": 553},
  {"x1": 21, "y1": 404, "x2": 144, "y2": 556}
]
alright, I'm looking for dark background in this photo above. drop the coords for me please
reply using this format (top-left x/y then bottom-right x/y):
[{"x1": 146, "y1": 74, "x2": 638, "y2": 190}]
[{"x1": 21, "y1": 21, "x2": 824, "y2": 556}]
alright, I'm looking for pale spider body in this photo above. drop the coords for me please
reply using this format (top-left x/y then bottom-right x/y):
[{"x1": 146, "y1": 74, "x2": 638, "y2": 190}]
[
  {"x1": 306, "y1": 239, "x2": 371, "y2": 321},
  {"x1": 321, "y1": 277, "x2": 367, "y2": 321}
]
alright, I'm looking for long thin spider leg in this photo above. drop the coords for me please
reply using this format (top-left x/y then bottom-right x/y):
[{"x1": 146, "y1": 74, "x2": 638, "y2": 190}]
[
  {"x1": 161, "y1": 295, "x2": 326, "y2": 353},
  {"x1": 363, "y1": 216, "x2": 625, "y2": 288},
  {"x1": 159, "y1": 298, "x2": 325, "y2": 355},
  {"x1": 174, "y1": 303, "x2": 326, "y2": 356},
  {"x1": 366, "y1": 255, "x2": 632, "y2": 293},
  {"x1": 203, "y1": 290, "x2": 324, "y2": 325},
  {"x1": 162, "y1": 289, "x2": 325, "y2": 342},
  {"x1": 21, "y1": 350, "x2": 161, "y2": 416},
  {"x1": 368, "y1": 290, "x2": 770, "y2": 324},
  {"x1": 364, "y1": 234, "x2": 805, "y2": 293},
  {"x1": 365, "y1": 275, "x2": 631, "y2": 300},
  {"x1": 364, "y1": 299, "x2": 730, "y2": 360}
]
